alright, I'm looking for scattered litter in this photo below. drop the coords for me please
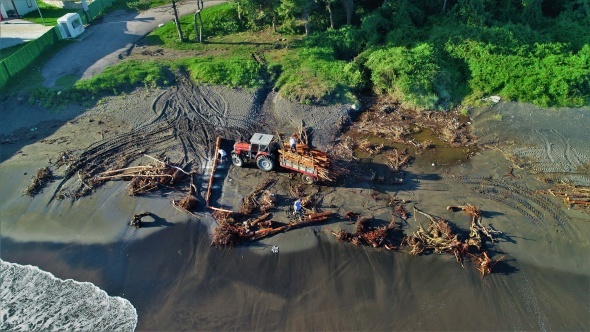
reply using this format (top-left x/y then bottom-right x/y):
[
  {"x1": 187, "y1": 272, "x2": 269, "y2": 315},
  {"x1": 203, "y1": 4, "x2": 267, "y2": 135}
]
[
  {"x1": 158, "y1": 23, "x2": 164, "y2": 27},
  {"x1": 483, "y1": 95, "x2": 501, "y2": 103},
  {"x1": 271, "y1": 246, "x2": 279, "y2": 253}
]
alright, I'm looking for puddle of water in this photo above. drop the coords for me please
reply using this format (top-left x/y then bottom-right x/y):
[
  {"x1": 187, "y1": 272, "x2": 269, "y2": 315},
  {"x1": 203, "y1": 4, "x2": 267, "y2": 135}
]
[{"x1": 345, "y1": 127, "x2": 476, "y2": 167}]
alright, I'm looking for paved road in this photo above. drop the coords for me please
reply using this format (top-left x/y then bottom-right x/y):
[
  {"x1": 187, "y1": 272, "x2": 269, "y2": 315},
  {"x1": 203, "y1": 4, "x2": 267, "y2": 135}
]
[{"x1": 41, "y1": 0, "x2": 225, "y2": 87}]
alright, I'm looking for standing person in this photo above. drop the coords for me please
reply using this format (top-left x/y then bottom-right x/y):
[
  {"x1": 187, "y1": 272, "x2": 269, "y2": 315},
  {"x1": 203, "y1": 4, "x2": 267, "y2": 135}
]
[
  {"x1": 218, "y1": 149, "x2": 227, "y2": 163},
  {"x1": 293, "y1": 199, "x2": 302, "y2": 215},
  {"x1": 289, "y1": 135, "x2": 297, "y2": 153}
]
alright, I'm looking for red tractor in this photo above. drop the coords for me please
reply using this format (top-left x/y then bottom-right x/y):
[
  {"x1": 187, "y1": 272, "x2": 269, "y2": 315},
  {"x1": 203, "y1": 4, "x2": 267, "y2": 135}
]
[
  {"x1": 231, "y1": 133, "x2": 278, "y2": 172},
  {"x1": 231, "y1": 133, "x2": 330, "y2": 184}
]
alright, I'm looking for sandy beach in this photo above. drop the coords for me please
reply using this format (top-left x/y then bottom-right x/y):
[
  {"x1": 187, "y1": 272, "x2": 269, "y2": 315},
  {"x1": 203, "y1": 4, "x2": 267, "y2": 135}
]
[{"x1": 1, "y1": 82, "x2": 589, "y2": 330}]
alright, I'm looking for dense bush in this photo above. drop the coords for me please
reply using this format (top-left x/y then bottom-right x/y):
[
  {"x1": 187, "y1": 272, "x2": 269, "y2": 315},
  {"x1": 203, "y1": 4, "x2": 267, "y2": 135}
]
[
  {"x1": 303, "y1": 26, "x2": 364, "y2": 60},
  {"x1": 448, "y1": 41, "x2": 590, "y2": 106},
  {"x1": 183, "y1": 56, "x2": 264, "y2": 88},
  {"x1": 363, "y1": 44, "x2": 450, "y2": 110},
  {"x1": 80, "y1": 0, "x2": 590, "y2": 109},
  {"x1": 273, "y1": 47, "x2": 362, "y2": 105}
]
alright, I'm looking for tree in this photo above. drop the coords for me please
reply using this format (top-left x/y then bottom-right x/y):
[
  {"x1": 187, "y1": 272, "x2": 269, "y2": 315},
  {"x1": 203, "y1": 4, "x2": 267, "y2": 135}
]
[
  {"x1": 171, "y1": 0, "x2": 184, "y2": 41},
  {"x1": 321, "y1": 0, "x2": 337, "y2": 29},
  {"x1": 194, "y1": 0, "x2": 204, "y2": 42},
  {"x1": 341, "y1": 0, "x2": 353, "y2": 25}
]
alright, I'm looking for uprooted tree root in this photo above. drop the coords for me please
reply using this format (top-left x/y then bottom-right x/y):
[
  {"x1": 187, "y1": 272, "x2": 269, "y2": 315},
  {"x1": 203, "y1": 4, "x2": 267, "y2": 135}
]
[
  {"x1": 25, "y1": 167, "x2": 53, "y2": 196},
  {"x1": 404, "y1": 206, "x2": 504, "y2": 277},
  {"x1": 239, "y1": 179, "x2": 277, "y2": 215},
  {"x1": 172, "y1": 173, "x2": 199, "y2": 215},
  {"x1": 330, "y1": 213, "x2": 404, "y2": 250},
  {"x1": 211, "y1": 210, "x2": 333, "y2": 248},
  {"x1": 331, "y1": 204, "x2": 504, "y2": 278}
]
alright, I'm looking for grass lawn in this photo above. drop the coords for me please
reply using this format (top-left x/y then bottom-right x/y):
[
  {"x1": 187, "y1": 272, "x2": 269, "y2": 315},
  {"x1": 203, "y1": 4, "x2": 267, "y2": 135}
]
[{"x1": 22, "y1": 2, "x2": 79, "y2": 26}]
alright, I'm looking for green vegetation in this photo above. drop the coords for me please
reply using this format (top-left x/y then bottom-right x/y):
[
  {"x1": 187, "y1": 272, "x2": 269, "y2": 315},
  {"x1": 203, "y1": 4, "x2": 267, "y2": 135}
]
[
  {"x1": 22, "y1": 2, "x2": 78, "y2": 25},
  {"x1": 273, "y1": 47, "x2": 362, "y2": 104},
  {"x1": 146, "y1": 3, "x2": 242, "y2": 47},
  {"x1": 125, "y1": 0, "x2": 168, "y2": 11},
  {"x1": 20, "y1": 1, "x2": 590, "y2": 109},
  {"x1": 144, "y1": 0, "x2": 589, "y2": 108},
  {"x1": 28, "y1": 60, "x2": 173, "y2": 108},
  {"x1": 75, "y1": 60, "x2": 174, "y2": 93},
  {"x1": 182, "y1": 56, "x2": 263, "y2": 88}
]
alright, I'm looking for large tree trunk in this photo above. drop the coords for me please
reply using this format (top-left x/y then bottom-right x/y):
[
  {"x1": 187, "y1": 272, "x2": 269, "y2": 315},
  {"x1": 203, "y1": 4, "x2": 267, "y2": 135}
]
[
  {"x1": 326, "y1": 1, "x2": 334, "y2": 29},
  {"x1": 303, "y1": 4, "x2": 310, "y2": 36},
  {"x1": 341, "y1": 0, "x2": 353, "y2": 25},
  {"x1": 272, "y1": 11, "x2": 277, "y2": 32},
  {"x1": 171, "y1": 0, "x2": 183, "y2": 41}
]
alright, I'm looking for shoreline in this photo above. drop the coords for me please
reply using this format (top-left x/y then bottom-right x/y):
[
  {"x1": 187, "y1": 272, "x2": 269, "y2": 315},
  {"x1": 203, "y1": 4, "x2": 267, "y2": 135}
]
[{"x1": 1, "y1": 85, "x2": 589, "y2": 330}]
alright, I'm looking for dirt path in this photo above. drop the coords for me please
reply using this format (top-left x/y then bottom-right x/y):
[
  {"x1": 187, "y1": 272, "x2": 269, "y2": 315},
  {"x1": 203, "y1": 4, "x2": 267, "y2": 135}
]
[{"x1": 41, "y1": 0, "x2": 226, "y2": 87}]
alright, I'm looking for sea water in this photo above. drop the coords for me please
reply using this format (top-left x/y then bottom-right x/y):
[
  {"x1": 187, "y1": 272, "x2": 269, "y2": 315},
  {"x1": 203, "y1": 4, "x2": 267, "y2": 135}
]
[{"x1": 0, "y1": 259, "x2": 137, "y2": 331}]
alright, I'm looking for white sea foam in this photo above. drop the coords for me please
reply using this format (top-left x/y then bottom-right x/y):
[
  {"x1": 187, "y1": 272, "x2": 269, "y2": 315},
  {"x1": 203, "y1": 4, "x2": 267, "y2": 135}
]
[{"x1": 0, "y1": 259, "x2": 137, "y2": 331}]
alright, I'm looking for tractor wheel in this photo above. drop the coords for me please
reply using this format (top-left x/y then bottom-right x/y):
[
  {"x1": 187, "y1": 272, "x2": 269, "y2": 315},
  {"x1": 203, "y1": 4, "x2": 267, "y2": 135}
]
[
  {"x1": 231, "y1": 153, "x2": 244, "y2": 167},
  {"x1": 256, "y1": 155, "x2": 275, "y2": 172},
  {"x1": 301, "y1": 174, "x2": 315, "y2": 185}
]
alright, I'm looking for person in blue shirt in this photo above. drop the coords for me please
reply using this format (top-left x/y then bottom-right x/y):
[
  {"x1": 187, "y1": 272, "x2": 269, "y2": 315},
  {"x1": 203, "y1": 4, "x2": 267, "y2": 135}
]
[{"x1": 293, "y1": 199, "x2": 302, "y2": 215}]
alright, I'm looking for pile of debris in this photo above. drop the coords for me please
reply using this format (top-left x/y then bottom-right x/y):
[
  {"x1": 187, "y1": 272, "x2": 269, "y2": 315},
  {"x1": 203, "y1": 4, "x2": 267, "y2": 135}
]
[
  {"x1": 210, "y1": 177, "x2": 332, "y2": 247},
  {"x1": 329, "y1": 212, "x2": 404, "y2": 250},
  {"x1": 24, "y1": 167, "x2": 53, "y2": 196},
  {"x1": 279, "y1": 146, "x2": 332, "y2": 181},
  {"x1": 211, "y1": 210, "x2": 333, "y2": 247},
  {"x1": 384, "y1": 148, "x2": 413, "y2": 173},
  {"x1": 350, "y1": 103, "x2": 476, "y2": 147},
  {"x1": 329, "y1": 203, "x2": 504, "y2": 278},
  {"x1": 403, "y1": 206, "x2": 503, "y2": 277},
  {"x1": 94, "y1": 155, "x2": 191, "y2": 196},
  {"x1": 239, "y1": 179, "x2": 277, "y2": 215},
  {"x1": 547, "y1": 184, "x2": 590, "y2": 212}
]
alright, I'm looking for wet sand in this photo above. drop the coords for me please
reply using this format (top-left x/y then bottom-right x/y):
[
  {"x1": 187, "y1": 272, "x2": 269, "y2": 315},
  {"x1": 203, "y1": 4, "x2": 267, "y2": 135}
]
[{"x1": 1, "y1": 92, "x2": 589, "y2": 330}]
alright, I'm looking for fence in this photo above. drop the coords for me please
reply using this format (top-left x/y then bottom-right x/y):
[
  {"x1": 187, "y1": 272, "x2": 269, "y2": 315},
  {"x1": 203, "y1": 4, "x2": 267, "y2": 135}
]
[{"x1": 0, "y1": 0, "x2": 116, "y2": 90}]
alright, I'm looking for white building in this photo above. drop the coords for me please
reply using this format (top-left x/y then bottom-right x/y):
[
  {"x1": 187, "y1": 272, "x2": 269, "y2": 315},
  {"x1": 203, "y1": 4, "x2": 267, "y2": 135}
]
[{"x1": 1, "y1": 0, "x2": 39, "y2": 20}]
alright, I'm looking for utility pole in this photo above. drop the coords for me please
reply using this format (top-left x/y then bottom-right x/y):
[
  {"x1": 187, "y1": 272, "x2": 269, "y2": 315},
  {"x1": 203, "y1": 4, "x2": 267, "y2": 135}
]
[{"x1": 34, "y1": 0, "x2": 46, "y2": 25}]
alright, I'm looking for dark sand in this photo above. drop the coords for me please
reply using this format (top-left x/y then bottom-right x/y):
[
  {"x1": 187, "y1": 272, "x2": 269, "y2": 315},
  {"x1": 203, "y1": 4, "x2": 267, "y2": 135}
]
[{"x1": 1, "y1": 89, "x2": 589, "y2": 330}]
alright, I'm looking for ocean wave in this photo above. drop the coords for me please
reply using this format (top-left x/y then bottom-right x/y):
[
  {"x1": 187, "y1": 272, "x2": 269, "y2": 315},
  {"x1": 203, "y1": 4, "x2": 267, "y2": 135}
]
[{"x1": 0, "y1": 259, "x2": 137, "y2": 331}]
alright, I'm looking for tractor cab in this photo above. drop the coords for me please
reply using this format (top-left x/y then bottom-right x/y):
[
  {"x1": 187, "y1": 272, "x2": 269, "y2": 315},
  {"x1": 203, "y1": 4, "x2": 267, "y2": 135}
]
[
  {"x1": 249, "y1": 133, "x2": 275, "y2": 155},
  {"x1": 231, "y1": 133, "x2": 278, "y2": 171}
]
